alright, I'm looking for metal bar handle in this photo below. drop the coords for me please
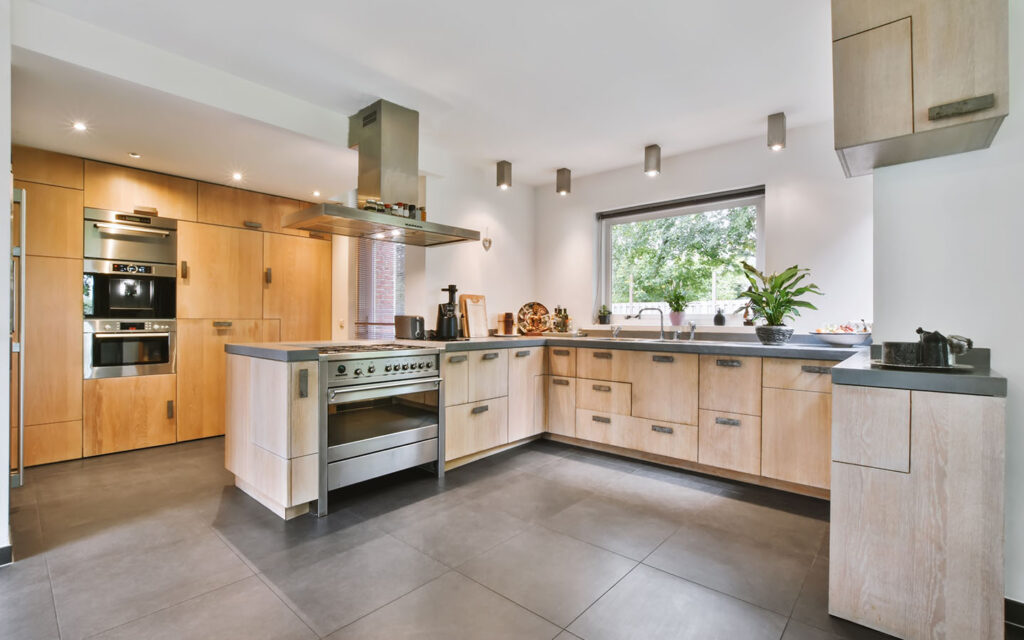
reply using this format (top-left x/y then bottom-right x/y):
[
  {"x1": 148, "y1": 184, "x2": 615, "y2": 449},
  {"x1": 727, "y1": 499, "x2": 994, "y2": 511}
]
[
  {"x1": 552, "y1": 378, "x2": 570, "y2": 386},
  {"x1": 93, "y1": 221, "x2": 170, "y2": 237},
  {"x1": 651, "y1": 425, "x2": 674, "y2": 434},
  {"x1": 212, "y1": 321, "x2": 233, "y2": 328},
  {"x1": 180, "y1": 260, "x2": 188, "y2": 279},
  {"x1": 298, "y1": 369, "x2": 309, "y2": 398},
  {"x1": 715, "y1": 417, "x2": 741, "y2": 427},
  {"x1": 592, "y1": 415, "x2": 611, "y2": 424},
  {"x1": 593, "y1": 352, "x2": 612, "y2": 359},
  {"x1": 93, "y1": 332, "x2": 171, "y2": 338},
  {"x1": 243, "y1": 220, "x2": 263, "y2": 229},
  {"x1": 801, "y1": 365, "x2": 832, "y2": 375},
  {"x1": 652, "y1": 355, "x2": 674, "y2": 363},
  {"x1": 482, "y1": 352, "x2": 499, "y2": 360},
  {"x1": 166, "y1": 400, "x2": 174, "y2": 419},
  {"x1": 928, "y1": 93, "x2": 995, "y2": 121},
  {"x1": 471, "y1": 405, "x2": 489, "y2": 415},
  {"x1": 716, "y1": 359, "x2": 742, "y2": 368},
  {"x1": 515, "y1": 350, "x2": 530, "y2": 358},
  {"x1": 592, "y1": 384, "x2": 612, "y2": 392},
  {"x1": 448, "y1": 355, "x2": 467, "y2": 363},
  {"x1": 328, "y1": 377, "x2": 442, "y2": 402},
  {"x1": 552, "y1": 349, "x2": 571, "y2": 356},
  {"x1": 265, "y1": 267, "x2": 272, "y2": 284}
]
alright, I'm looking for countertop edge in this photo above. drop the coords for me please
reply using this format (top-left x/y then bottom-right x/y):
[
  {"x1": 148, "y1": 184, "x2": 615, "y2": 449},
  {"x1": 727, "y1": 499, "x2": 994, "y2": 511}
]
[{"x1": 831, "y1": 352, "x2": 1007, "y2": 397}]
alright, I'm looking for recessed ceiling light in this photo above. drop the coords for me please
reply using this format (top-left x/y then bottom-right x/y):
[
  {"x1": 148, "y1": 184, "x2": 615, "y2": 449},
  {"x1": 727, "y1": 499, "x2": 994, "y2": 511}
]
[
  {"x1": 372, "y1": 232, "x2": 386, "y2": 239},
  {"x1": 313, "y1": 190, "x2": 321, "y2": 197},
  {"x1": 231, "y1": 172, "x2": 243, "y2": 181},
  {"x1": 72, "y1": 121, "x2": 87, "y2": 131},
  {"x1": 128, "y1": 152, "x2": 141, "y2": 159},
  {"x1": 390, "y1": 229, "x2": 402, "y2": 237}
]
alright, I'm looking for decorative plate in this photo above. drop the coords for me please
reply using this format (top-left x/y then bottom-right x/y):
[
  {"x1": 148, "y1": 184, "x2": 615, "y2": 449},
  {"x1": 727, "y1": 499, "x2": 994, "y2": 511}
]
[{"x1": 517, "y1": 302, "x2": 551, "y2": 334}]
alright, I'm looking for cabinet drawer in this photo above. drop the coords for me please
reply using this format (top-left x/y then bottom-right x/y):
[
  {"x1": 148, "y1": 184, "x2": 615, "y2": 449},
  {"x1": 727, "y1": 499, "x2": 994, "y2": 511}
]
[
  {"x1": 576, "y1": 348, "x2": 630, "y2": 382},
  {"x1": 832, "y1": 385, "x2": 910, "y2": 473},
  {"x1": 467, "y1": 349, "x2": 509, "y2": 402},
  {"x1": 628, "y1": 417, "x2": 698, "y2": 462},
  {"x1": 699, "y1": 354, "x2": 762, "y2": 416},
  {"x1": 547, "y1": 347, "x2": 577, "y2": 377},
  {"x1": 762, "y1": 388, "x2": 832, "y2": 489},
  {"x1": 443, "y1": 353, "x2": 470, "y2": 406},
  {"x1": 576, "y1": 378, "x2": 631, "y2": 415},
  {"x1": 445, "y1": 398, "x2": 508, "y2": 461},
  {"x1": 575, "y1": 409, "x2": 633, "y2": 449},
  {"x1": 763, "y1": 358, "x2": 835, "y2": 393},
  {"x1": 697, "y1": 409, "x2": 761, "y2": 475},
  {"x1": 546, "y1": 376, "x2": 576, "y2": 437},
  {"x1": 628, "y1": 351, "x2": 698, "y2": 424}
]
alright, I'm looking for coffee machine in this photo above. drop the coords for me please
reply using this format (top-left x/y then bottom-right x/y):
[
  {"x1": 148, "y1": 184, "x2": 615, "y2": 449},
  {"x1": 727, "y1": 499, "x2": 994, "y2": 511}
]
[{"x1": 434, "y1": 284, "x2": 461, "y2": 340}]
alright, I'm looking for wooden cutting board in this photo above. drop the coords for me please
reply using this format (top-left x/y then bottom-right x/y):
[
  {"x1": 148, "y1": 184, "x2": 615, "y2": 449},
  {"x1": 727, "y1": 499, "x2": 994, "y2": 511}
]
[{"x1": 459, "y1": 294, "x2": 489, "y2": 338}]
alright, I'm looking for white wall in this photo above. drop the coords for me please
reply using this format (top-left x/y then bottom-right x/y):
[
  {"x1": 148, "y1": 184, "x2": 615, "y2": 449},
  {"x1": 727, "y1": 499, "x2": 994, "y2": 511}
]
[
  {"x1": 1, "y1": 0, "x2": 12, "y2": 555},
  {"x1": 533, "y1": 121, "x2": 873, "y2": 332},
  {"x1": 873, "y1": 2, "x2": 1024, "y2": 601}
]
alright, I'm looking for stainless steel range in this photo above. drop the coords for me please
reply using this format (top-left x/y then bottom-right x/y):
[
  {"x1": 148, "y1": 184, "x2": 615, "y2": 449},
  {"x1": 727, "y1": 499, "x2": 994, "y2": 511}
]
[{"x1": 314, "y1": 343, "x2": 444, "y2": 516}]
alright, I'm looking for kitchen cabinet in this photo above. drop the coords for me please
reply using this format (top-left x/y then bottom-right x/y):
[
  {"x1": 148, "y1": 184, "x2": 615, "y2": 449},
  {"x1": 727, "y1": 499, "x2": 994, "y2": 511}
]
[
  {"x1": 507, "y1": 348, "x2": 545, "y2": 442},
  {"x1": 698, "y1": 354, "x2": 762, "y2": 416},
  {"x1": 546, "y1": 376, "x2": 576, "y2": 437},
  {"x1": 576, "y1": 348, "x2": 629, "y2": 382},
  {"x1": 177, "y1": 319, "x2": 270, "y2": 441},
  {"x1": 445, "y1": 398, "x2": 508, "y2": 461},
  {"x1": 628, "y1": 417, "x2": 698, "y2": 462},
  {"x1": 547, "y1": 347, "x2": 576, "y2": 377},
  {"x1": 627, "y1": 351, "x2": 698, "y2": 425},
  {"x1": 263, "y1": 233, "x2": 332, "y2": 341},
  {"x1": 84, "y1": 160, "x2": 198, "y2": 221},
  {"x1": 442, "y1": 353, "x2": 470, "y2": 407},
  {"x1": 697, "y1": 409, "x2": 761, "y2": 476},
  {"x1": 576, "y1": 378, "x2": 631, "y2": 415},
  {"x1": 177, "y1": 221, "x2": 264, "y2": 319},
  {"x1": 466, "y1": 349, "x2": 508, "y2": 402},
  {"x1": 12, "y1": 145, "x2": 84, "y2": 189},
  {"x1": 198, "y1": 182, "x2": 310, "y2": 236},
  {"x1": 24, "y1": 421, "x2": 82, "y2": 466},
  {"x1": 14, "y1": 180, "x2": 83, "y2": 259},
  {"x1": 574, "y1": 409, "x2": 632, "y2": 450},
  {"x1": 83, "y1": 374, "x2": 177, "y2": 456},
  {"x1": 832, "y1": 385, "x2": 910, "y2": 473},
  {"x1": 762, "y1": 358, "x2": 834, "y2": 393},
  {"x1": 761, "y1": 388, "x2": 832, "y2": 489}
]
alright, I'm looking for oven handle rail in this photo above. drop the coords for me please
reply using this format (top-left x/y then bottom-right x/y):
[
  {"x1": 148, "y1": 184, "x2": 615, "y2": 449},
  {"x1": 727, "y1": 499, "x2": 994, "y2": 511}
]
[{"x1": 327, "y1": 376, "x2": 442, "y2": 404}]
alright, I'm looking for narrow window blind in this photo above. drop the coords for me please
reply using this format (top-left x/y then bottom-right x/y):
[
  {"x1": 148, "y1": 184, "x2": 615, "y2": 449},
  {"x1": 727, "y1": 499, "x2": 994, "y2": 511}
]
[{"x1": 355, "y1": 238, "x2": 406, "y2": 339}]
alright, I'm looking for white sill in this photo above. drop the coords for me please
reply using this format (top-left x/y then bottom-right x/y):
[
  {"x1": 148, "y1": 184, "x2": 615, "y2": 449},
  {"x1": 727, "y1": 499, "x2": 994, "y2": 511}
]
[{"x1": 581, "y1": 323, "x2": 757, "y2": 333}]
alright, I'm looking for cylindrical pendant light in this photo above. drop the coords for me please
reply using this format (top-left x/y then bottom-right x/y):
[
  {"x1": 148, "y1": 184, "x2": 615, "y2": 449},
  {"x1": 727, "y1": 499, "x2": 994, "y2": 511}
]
[
  {"x1": 556, "y1": 168, "x2": 571, "y2": 196},
  {"x1": 767, "y1": 112, "x2": 786, "y2": 151},
  {"x1": 496, "y1": 160, "x2": 512, "y2": 190},
  {"x1": 644, "y1": 144, "x2": 661, "y2": 176}
]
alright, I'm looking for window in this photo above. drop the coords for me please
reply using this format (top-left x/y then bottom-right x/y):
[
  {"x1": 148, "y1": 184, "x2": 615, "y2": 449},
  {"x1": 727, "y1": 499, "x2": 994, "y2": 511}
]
[
  {"x1": 599, "y1": 192, "x2": 764, "y2": 318},
  {"x1": 355, "y1": 238, "x2": 405, "y2": 339}
]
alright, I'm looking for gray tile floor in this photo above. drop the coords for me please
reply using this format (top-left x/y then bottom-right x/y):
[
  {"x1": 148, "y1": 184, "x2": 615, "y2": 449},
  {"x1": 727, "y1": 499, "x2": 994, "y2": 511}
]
[{"x1": 3, "y1": 437, "x2": 899, "y2": 640}]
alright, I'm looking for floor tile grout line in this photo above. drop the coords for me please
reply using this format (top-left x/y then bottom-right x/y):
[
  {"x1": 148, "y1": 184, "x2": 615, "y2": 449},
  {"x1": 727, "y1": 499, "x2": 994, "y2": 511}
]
[
  {"x1": 561, "y1": 560, "x2": 643, "y2": 632},
  {"x1": 43, "y1": 554, "x2": 63, "y2": 640},
  {"x1": 451, "y1": 565, "x2": 572, "y2": 631},
  {"x1": 251, "y1": 572, "x2": 320, "y2": 639}
]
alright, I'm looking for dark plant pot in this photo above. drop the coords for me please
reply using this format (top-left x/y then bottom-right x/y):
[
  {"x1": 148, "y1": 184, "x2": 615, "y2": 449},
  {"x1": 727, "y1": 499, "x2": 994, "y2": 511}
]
[
  {"x1": 755, "y1": 325, "x2": 794, "y2": 346},
  {"x1": 597, "y1": 314, "x2": 611, "y2": 325}
]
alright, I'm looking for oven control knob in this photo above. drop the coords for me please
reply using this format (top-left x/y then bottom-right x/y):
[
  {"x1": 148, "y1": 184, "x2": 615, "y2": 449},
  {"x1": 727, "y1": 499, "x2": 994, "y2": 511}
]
[
  {"x1": 426, "y1": 362, "x2": 432, "y2": 369},
  {"x1": 354, "y1": 368, "x2": 363, "y2": 376},
  {"x1": 401, "y1": 364, "x2": 409, "y2": 370},
  {"x1": 367, "y1": 366, "x2": 376, "y2": 374},
  {"x1": 337, "y1": 365, "x2": 346, "y2": 375},
  {"x1": 385, "y1": 365, "x2": 392, "y2": 372},
  {"x1": 417, "y1": 362, "x2": 424, "y2": 369}
]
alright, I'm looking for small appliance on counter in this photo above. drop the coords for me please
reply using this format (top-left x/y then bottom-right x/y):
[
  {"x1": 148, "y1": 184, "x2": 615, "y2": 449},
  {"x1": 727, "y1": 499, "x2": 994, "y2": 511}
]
[
  {"x1": 874, "y1": 327, "x2": 975, "y2": 372},
  {"x1": 433, "y1": 284, "x2": 462, "y2": 340},
  {"x1": 394, "y1": 315, "x2": 425, "y2": 340}
]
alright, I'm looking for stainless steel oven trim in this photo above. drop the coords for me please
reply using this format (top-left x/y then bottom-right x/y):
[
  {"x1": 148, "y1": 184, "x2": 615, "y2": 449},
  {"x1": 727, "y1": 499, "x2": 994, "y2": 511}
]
[
  {"x1": 84, "y1": 208, "x2": 180, "y2": 230},
  {"x1": 84, "y1": 326, "x2": 177, "y2": 380},
  {"x1": 326, "y1": 425, "x2": 439, "y2": 463},
  {"x1": 92, "y1": 221, "x2": 171, "y2": 237},
  {"x1": 326, "y1": 377, "x2": 442, "y2": 404},
  {"x1": 84, "y1": 258, "x2": 178, "y2": 278}
]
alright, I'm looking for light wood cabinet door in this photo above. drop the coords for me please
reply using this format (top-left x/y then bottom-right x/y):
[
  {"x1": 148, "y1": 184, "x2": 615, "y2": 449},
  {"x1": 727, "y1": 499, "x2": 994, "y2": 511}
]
[
  {"x1": 833, "y1": 18, "x2": 914, "y2": 149},
  {"x1": 24, "y1": 421, "x2": 83, "y2": 466},
  {"x1": 547, "y1": 347, "x2": 576, "y2": 377},
  {"x1": 627, "y1": 417, "x2": 698, "y2": 462},
  {"x1": 263, "y1": 233, "x2": 332, "y2": 341},
  {"x1": 546, "y1": 376, "x2": 576, "y2": 437},
  {"x1": 832, "y1": 384, "x2": 910, "y2": 473},
  {"x1": 576, "y1": 348, "x2": 630, "y2": 382},
  {"x1": 763, "y1": 358, "x2": 834, "y2": 393},
  {"x1": 177, "y1": 221, "x2": 264, "y2": 319},
  {"x1": 698, "y1": 354, "x2": 762, "y2": 416},
  {"x1": 84, "y1": 161, "x2": 198, "y2": 221},
  {"x1": 24, "y1": 257, "x2": 82, "y2": 429},
  {"x1": 697, "y1": 409, "x2": 761, "y2": 475},
  {"x1": 15, "y1": 180, "x2": 83, "y2": 259},
  {"x1": 12, "y1": 145, "x2": 84, "y2": 189},
  {"x1": 198, "y1": 182, "x2": 311, "y2": 236},
  {"x1": 177, "y1": 319, "x2": 267, "y2": 441},
  {"x1": 628, "y1": 351, "x2": 698, "y2": 425},
  {"x1": 445, "y1": 397, "x2": 508, "y2": 461},
  {"x1": 466, "y1": 349, "x2": 508, "y2": 402},
  {"x1": 508, "y1": 348, "x2": 545, "y2": 442},
  {"x1": 84, "y1": 374, "x2": 177, "y2": 456},
  {"x1": 443, "y1": 353, "x2": 469, "y2": 406},
  {"x1": 762, "y1": 388, "x2": 832, "y2": 489},
  {"x1": 576, "y1": 378, "x2": 631, "y2": 415},
  {"x1": 830, "y1": 0, "x2": 915, "y2": 41},
  {"x1": 575, "y1": 409, "x2": 633, "y2": 450}
]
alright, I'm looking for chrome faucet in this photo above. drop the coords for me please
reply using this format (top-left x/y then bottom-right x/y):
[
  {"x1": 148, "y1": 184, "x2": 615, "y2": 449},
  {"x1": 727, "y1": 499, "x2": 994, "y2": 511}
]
[
  {"x1": 689, "y1": 321, "x2": 697, "y2": 341},
  {"x1": 611, "y1": 325, "x2": 622, "y2": 338},
  {"x1": 626, "y1": 307, "x2": 665, "y2": 340}
]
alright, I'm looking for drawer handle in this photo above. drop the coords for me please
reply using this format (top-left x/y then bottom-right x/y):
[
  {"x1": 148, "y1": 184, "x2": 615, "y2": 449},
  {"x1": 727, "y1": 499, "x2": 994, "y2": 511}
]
[
  {"x1": 553, "y1": 349, "x2": 571, "y2": 356},
  {"x1": 651, "y1": 425, "x2": 673, "y2": 434},
  {"x1": 212, "y1": 321, "x2": 233, "y2": 328},
  {"x1": 715, "y1": 417, "x2": 741, "y2": 427},
  {"x1": 928, "y1": 93, "x2": 995, "y2": 121},
  {"x1": 298, "y1": 368, "x2": 309, "y2": 398},
  {"x1": 482, "y1": 352, "x2": 499, "y2": 360},
  {"x1": 652, "y1": 355, "x2": 674, "y2": 363},
  {"x1": 243, "y1": 220, "x2": 263, "y2": 229},
  {"x1": 801, "y1": 365, "x2": 831, "y2": 375},
  {"x1": 592, "y1": 384, "x2": 612, "y2": 392},
  {"x1": 449, "y1": 355, "x2": 467, "y2": 363},
  {"x1": 265, "y1": 267, "x2": 272, "y2": 284},
  {"x1": 471, "y1": 405, "x2": 489, "y2": 415},
  {"x1": 180, "y1": 260, "x2": 188, "y2": 279},
  {"x1": 593, "y1": 352, "x2": 612, "y2": 359},
  {"x1": 515, "y1": 350, "x2": 530, "y2": 358},
  {"x1": 716, "y1": 359, "x2": 742, "y2": 368},
  {"x1": 309, "y1": 232, "x2": 329, "y2": 240},
  {"x1": 552, "y1": 378, "x2": 570, "y2": 386},
  {"x1": 166, "y1": 400, "x2": 174, "y2": 419},
  {"x1": 592, "y1": 415, "x2": 611, "y2": 424}
]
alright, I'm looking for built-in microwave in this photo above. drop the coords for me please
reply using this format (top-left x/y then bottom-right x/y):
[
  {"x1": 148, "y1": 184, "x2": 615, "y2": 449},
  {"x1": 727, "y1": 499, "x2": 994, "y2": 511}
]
[
  {"x1": 84, "y1": 319, "x2": 176, "y2": 380},
  {"x1": 83, "y1": 208, "x2": 177, "y2": 265},
  {"x1": 83, "y1": 259, "x2": 176, "y2": 319}
]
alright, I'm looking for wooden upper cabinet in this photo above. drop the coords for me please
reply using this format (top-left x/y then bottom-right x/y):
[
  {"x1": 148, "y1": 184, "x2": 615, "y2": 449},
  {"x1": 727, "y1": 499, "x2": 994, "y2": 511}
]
[
  {"x1": 12, "y1": 145, "x2": 84, "y2": 189},
  {"x1": 197, "y1": 182, "x2": 311, "y2": 236},
  {"x1": 84, "y1": 374, "x2": 177, "y2": 456},
  {"x1": 84, "y1": 161, "x2": 198, "y2": 221},
  {"x1": 177, "y1": 221, "x2": 264, "y2": 319},
  {"x1": 833, "y1": 18, "x2": 914, "y2": 150},
  {"x1": 263, "y1": 233, "x2": 332, "y2": 342},
  {"x1": 14, "y1": 180, "x2": 83, "y2": 259}
]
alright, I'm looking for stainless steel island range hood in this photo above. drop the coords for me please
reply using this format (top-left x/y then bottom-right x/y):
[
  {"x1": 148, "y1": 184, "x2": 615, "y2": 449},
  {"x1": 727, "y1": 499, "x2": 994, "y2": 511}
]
[{"x1": 283, "y1": 100, "x2": 480, "y2": 247}]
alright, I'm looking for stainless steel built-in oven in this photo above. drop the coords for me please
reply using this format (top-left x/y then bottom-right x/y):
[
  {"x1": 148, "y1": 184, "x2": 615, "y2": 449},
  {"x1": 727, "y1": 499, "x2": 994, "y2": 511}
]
[
  {"x1": 83, "y1": 259, "x2": 176, "y2": 319},
  {"x1": 84, "y1": 319, "x2": 176, "y2": 380},
  {"x1": 84, "y1": 208, "x2": 178, "y2": 265}
]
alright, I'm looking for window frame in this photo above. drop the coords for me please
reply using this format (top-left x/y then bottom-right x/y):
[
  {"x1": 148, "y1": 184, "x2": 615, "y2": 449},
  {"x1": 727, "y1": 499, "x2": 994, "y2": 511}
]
[{"x1": 597, "y1": 194, "x2": 765, "y2": 324}]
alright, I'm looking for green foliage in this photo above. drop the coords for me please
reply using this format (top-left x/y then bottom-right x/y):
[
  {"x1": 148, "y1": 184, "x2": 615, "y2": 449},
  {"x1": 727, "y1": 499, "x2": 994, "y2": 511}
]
[
  {"x1": 598, "y1": 304, "x2": 611, "y2": 316},
  {"x1": 610, "y1": 206, "x2": 757, "y2": 304},
  {"x1": 663, "y1": 284, "x2": 688, "y2": 312},
  {"x1": 737, "y1": 262, "x2": 823, "y2": 326}
]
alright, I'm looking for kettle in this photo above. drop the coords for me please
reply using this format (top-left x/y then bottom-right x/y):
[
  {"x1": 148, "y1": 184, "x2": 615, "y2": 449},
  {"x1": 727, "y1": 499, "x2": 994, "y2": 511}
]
[{"x1": 915, "y1": 327, "x2": 973, "y2": 366}]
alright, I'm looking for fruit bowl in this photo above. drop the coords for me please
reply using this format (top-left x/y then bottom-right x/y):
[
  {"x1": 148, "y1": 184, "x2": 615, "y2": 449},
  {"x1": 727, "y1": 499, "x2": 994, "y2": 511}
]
[{"x1": 814, "y1": 332, "x2": 871, "y2": 347}]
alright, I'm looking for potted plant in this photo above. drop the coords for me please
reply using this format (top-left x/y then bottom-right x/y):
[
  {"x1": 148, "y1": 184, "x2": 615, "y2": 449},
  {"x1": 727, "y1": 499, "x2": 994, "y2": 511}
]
[
  {"x1": 663, "y1": 285, "x2": 688, "y2": 326},
  {"x1": 597, "y1": 304, "x2": 612, "y2": 325},
  {"x1": 738, "y1": 262, "x2": 823, "y2": 345}
]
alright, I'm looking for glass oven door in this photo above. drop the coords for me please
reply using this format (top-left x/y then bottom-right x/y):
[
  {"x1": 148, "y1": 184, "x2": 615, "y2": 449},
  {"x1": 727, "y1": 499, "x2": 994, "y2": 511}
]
[{"x1": 85, "y1": 329, "x2": 176, "y2": 379}]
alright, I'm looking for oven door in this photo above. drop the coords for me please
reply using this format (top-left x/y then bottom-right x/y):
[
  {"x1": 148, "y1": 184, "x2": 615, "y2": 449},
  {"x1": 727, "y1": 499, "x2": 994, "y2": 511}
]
[
  {"x1": 83, "y1": 209, "x2": 177, "y2": 264},
  {"x1": 85, "y1": 330, "x2": 176, "y2": 379},
  {"x1": 84, "y1": 266, "x2": 176, "y2": 319}
]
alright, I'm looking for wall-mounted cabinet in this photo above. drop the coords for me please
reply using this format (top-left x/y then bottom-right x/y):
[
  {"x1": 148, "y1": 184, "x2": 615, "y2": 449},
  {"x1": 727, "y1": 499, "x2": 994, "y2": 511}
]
[
  {"x1": 198, "y1": 182, "x2": 310, "y2": 236},
  {"x1": 84, "y1": 161, "x2": 198, "y2": 220}
]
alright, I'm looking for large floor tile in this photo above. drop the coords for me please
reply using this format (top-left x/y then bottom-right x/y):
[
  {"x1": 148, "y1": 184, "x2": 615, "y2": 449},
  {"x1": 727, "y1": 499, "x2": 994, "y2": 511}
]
[
  {"x1": 457, "y1": 525, "x2": 636, "y2": 626},
  {"x1": 543, "y1": 494, "x2": 678, "y2": 560},
  {"x1": 697, "y1": 493, "x2": 828, "y2": 557},
  {"x1": 783, "y1": 619, "x2": 841, "y2": 640},
  {"x1": 568, "y1": 564, "x2": 787, "y2": 640},
  {"x1": 594, "y1": 469, "x2": 717, "y2": 521},
  {"x1": 91, "y1": 575, "x2": 314, "y2": 640},
  {"x1": 325, "y1": 571, "x2": 560, "y2": 640},
  {"x1": 0, "y1": 555, "x2": 59, "y2": 640},
  {"x1": 261, "y1": 534, "x2": 447, "y2": 636},
  {"x1": 528, "y1": 455, "x2": 635, "y2": 494},
  {"x1": 790, "y1": 555, "x2": 897, "y2": 639},
  {"x1": 390, "y1": 499, "x2": 527, "y2": 566},
  {"x1": 479, "y1": 473, "x2": 593, "y2": 522},
  {"x1": 49, "y1": 530, "x2": 253, "y2": 640}
]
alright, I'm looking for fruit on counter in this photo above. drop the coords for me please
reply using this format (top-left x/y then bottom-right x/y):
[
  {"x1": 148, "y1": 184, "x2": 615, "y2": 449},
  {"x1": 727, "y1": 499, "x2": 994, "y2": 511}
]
[{"x1": 815, "y1": 320, "x2": 872, "y2": 334}]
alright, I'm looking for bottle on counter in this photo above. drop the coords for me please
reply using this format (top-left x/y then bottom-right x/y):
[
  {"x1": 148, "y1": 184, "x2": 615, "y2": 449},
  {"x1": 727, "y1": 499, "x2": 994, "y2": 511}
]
[{"x1": 714, "y1": 308, "x2": 726, "y2": 326}]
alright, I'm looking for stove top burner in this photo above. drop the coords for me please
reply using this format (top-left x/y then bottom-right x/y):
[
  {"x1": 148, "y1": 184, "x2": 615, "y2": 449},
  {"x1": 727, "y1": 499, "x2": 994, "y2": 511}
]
[{"x1": 316, "y1": 343, "x2": 432, "y2": 355}]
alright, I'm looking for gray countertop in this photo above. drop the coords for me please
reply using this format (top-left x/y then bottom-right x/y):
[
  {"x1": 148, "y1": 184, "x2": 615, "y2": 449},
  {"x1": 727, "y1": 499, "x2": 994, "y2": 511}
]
[{"x1": 832, "y1": 349, "x2": 1007, "y2": 397}]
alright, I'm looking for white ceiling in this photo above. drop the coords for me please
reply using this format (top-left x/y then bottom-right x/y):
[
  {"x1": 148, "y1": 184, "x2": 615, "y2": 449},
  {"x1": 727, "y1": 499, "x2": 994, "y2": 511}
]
[{"x1": 14, "y1": 0, "x2": 834, "y2": 190}]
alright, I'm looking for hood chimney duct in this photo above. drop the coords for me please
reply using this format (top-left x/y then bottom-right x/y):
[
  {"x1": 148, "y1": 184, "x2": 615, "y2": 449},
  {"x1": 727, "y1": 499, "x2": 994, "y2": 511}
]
[{"x1": 348, "y1": 100, "x2": 420, "y2": 209}]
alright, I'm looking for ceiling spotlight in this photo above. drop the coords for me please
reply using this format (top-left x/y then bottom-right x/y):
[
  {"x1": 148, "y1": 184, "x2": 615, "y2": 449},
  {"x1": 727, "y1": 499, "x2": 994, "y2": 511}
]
[
  {"x1": 556, "y1": 168, "x2": 571, "y2": 196},
  {"x1": 372, "y1": 232, "x2": 386, "y2": 239},
  {"x1": 72, "y1": 121, "x2": 87, "y2": 131},
  {"x1": 496, "y1": 160, "x2": 512, "y2": 191},
  {"x1": 390, "y1": 229, "x2": 402, "y2": 237},
  {"x1": 313, "y1": 190, "x2": 321, "y2": 197},
  {"x1": 231, "y1": 172, "x2": 243, "y2": 181},
  {"x1": 644, "y1": 144, "x2": 661, "y2": 177},
  {"x1": 128, "y1": 152, "x2": 141, "y2": 159},
  {"x1": 767, "y1": 112, "x2": 786, "y2": 151}
]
